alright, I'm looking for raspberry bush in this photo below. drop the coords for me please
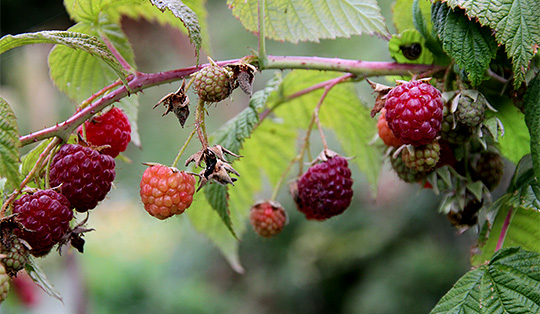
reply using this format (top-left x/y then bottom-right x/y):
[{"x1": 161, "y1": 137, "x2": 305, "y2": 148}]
[{"x1": 1, "y1": 0, "x2": 540, "y2": 312}]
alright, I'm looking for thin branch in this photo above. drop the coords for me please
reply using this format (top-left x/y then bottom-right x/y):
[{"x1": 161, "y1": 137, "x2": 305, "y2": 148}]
[
  {"x1": 172, "y1": 128, "x2": 196, "y2": 168},
  {"x1": 100, "y1": 30, "x2": 134, "y2": 72}
]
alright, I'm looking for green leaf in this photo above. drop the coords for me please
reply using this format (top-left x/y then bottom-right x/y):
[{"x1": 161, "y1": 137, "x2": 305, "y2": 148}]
[
  {"x1": 0, "y1": 97, "x2": 21, "y2": 188},
  {"x1": 472, "y1": 203, "x2": 540, "y2": 265},
  {"x1": 203, "y1": 184, "x2": 237, "y2": 238},
  {"x1": 508, "y1": 154, "x2": 535, "y2": 192},
  {"x1": 432, "y1": 2, "x2": 498, "y2": 86},
  {"x1": 489, "y1": 97, "x2": 530, "y2": 164},
  {"x1": 444, "y1": 0, "x2": 540, "y2": 86},
  {"x1": 149, "y1": 0, "x2": 202, "y2": 60},
  {"x1": 48, "y1": 18, "x2": 141, "y2": 146},
  {"x1": 524, "y1": 73, "x2": 540, "y2": 180},
  {"x1": 26, "y1": 257, "x2": 63, "y2": 302},
  {"x1": 0, "y1": 30, "x2": 128, "y2": 88},
  {"x1": 20, "y1": 139, "x2": 53, "y2": 179},
  {"x1": 393, "y1": 0, "x2": 432, "y2": 33},
  {"x1": 272, "y1": 70, "x2": 381, "y2": 192},
  {"x1": 432, "y1": 247, "x2": 540, "y2": 314},
  {"x1": 227, "y1": 0, "x2": 389, "y2": 43}
]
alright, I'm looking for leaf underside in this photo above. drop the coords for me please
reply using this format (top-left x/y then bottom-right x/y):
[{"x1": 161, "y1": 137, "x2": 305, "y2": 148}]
[
  {"x1": 227, "y1": 0, "x2": 389, "y2": 43},
  {"x1": 0, "y1": 97, "x2": 21, "y2": 188}
]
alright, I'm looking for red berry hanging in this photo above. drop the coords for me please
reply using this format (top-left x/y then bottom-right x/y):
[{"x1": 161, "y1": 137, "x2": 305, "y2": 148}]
[
  {"x1": 384, "y1": 79, "x2": 444, "y2": 146},
  {"x1": 140, "y1": 164, "x2": 197, "y2": 220},
  {"x1": 78, "y1": 107, "x2": 131, "y2": 158},
  {"x1": 49, "y1": 144, "x2": 116, "y2": 212},
  {"x1": 249, "y1": 201, "x2": 287, "y2": 238},
  {"x1": 296, "y1": 155, "x2": 354, "y2": 221},
  {"x1": 12, "y1": 189, "x2": 73, "y2": 257}
]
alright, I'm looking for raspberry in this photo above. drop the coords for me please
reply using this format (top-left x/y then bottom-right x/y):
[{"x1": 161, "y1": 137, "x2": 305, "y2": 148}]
[
  {"x1": 0, "y1": 235, "x2": 29, "y2": 276},
  {"x1": 384, "y1": 80, "x2": 444, "y2": 146},
  {"x1": 296, "y1": 156, "x2": 354, "y2": 220},
  {"x1": 140, "y1": 164, "x2": 196, "y2": 220},
  {"x1": 249, "y1": 201, "x2": 287, "y2": 238},
  {"x1": 12, "y1": 190, "x2": 73, "y2": 257},
  {"x1": 402, "y1": 140, "x2": 441, "y2": 172},
  {"x1": 0, "y1": 264, "x2": 9, "y2": 303},
  {"x1": 192, "y1": 65, "x2": 233, "y2": 102},
  {"x1": 377, "y1": 109, "x2": 403, "y2": 148},
  {"x1": 440, "y1": 105, "x2": 474, "y2": 144},
  {"x1": 390, "y1": 151, "x2": 428, "y2": 183},
  {"x1": 50, "y1": 144, "x2": 116, "y2": 212},
  {"x1": 471, "y1": 152, "x2": 504, "y2": 191},
  {"x1": 78, "y1": 107, "x2": 131, "y2": 157},
  {"x1": 455, "y1": 90, "x2": 486, "y2": 127}
]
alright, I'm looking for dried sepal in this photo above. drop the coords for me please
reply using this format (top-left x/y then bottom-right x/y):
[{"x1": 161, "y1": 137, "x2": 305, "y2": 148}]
[
  {"x1": 367, "y1": 79, "x2": 393, "y2": 117},
  {"x1": 154, "y1": 79, "x2": 190, "y2": 127},
  {"x1": 227, "y1": 62, "x2": 257, "y2": 96}
]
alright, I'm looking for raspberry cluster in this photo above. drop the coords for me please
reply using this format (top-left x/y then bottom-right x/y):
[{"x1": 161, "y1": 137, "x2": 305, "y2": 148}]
[{"x1": 50, "y1": 144, "x2": 116, "y2": 212}]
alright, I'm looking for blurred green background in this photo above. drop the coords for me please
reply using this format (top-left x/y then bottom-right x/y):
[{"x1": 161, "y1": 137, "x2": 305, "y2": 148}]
[{"x1": 0, "y1": 1, "x2": 477, "y2": 313}]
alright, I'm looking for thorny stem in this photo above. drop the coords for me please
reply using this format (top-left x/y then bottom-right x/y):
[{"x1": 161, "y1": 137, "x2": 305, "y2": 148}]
[
  {"x1": 1, "y1": 137, "x2": 61, "y2": 217},
  {"x1": 495, "y1": 207, "x2": 513, "y2": 252},
  {"x1": 100, "y1": 30, "x2": 135, "y2": 73},
  {"x1": 171, "y1": 128, "x2": 196, "y2": 168},
  {"x1": 19, "y1": 56, "x2": 442, "y2": 147},
  {"x1": 195, "y1": 99, "x2": 209, "y2": 148}
]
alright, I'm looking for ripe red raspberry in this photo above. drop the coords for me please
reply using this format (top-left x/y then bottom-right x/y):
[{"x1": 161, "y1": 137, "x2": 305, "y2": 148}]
[
  {"x1": 377, "y1": 109, "x2": 403, "y2": 148},
  {"x1": 140, "y1": 164, "x2": 196, "y2": 220},
  {"x1": 250, "y1": 201, "x2": 287, "y2": 238},
  {"x1": 0, "y1": 235, "x2": 29, "y2": 276},
  {"x1": 12, "y1": 190, "x2": 73, "y2": 257},
  {"x1": 78, "y1": 107, "x2": 131, "y2": 157},
  {"x1": 296, "y1": 156, "x2": 354, "y2": 220},
  {"x1": 384, "y1": 80, "x2": 444, "y2": 146},
  {"x1": 50, "y1": 144, "x2": 116, "y2": 212},
  {"x1": 192, "y1": 65, "x2": 233, "y2": 102},
  {"x1": 402, "y1": 140, "x2": 441, "y2": 172}
]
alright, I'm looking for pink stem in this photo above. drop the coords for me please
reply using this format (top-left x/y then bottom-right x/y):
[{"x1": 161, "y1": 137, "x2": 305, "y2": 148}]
[
  {"x1": 100, "y1": 32, "x2": 133, "y2": 72},
  {"x1": 495, "y1": 207, "x2": 513, "y2": 252}
]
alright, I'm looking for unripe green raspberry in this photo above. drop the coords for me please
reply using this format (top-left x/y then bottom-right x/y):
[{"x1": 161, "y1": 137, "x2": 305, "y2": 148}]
[
  {"x1": 440, "y1": 105, "x2": 474, "y2": 144},
  {"x1": 0, "y1": 264, "x2": 10, "y2": 304},
  {"x1": 391, "y1": 151, "x2": 429, "y2": 183},
  {"x1": 192, "y1": 65, "x2": 233, "y2": 102},
  {"x1": 0, "y1": 236, "x2": 29, "y2": 276},
  {"x1": 402, "y1": 140, "x2": 441, "y2": 172},
  {"x1": 455, "y1": 90, "x2": 486, "y2": 127}
]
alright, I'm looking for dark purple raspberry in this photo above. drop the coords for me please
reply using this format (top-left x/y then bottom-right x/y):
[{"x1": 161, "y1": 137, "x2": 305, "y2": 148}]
[
  {"x1": 78, "y1": 107, "x2": 131, "y2": 157},
  {"x1": 50, "y1": 144, "x2": 115, "y2": 212},
  {"x1": 296, "y1": 156, "x2": 354, "y2": 220},
  {"x1": 250, "y1": 201, "x2": 287, "y2": 238},
  {"x1": 12, "y1": 190, "x2": 73, "y2": 257},
  {"x1": 471, "y1": 152, "x2": 504, "y2": 191},
  {"x1": 384, "y1": 80, "x2": 444, "y2": 146}
]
